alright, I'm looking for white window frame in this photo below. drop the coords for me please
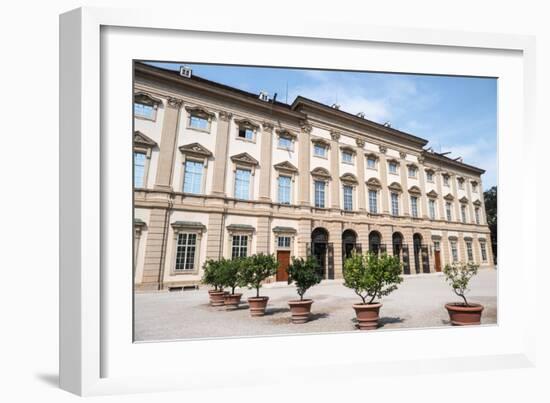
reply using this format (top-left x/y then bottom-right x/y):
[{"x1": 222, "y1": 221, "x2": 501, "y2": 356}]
[
  {"x1": 445, "y1": 202, "x2": 453, "y2": 221},
  {"x1": 234, "y1": 167, "x2": 252, "y2": 200},
  {"x1": 466, "y1": 241, "x2": 474, "y2": 262},
  {"x1": 450, "y1": 240, "x2": 459, "y2": 263},
  {"x1": 277, "y1": 175, "x2": 292, "y2": 205},
  {"x1": 368, "y1": 189, "x2": 378, "y2": 214},
  {"x1": 391, "y1": 192, "x2": 400, "y2": 216},
  {"x1": 182, "y1": 159, "x2": 205, "y2": 194},
  {"x1": 410, "y1": 195, "x2": 419, "y2": 217},
  {"x1": 429, "y1": 199, "x2": 436, "y2": 220},
  {"x1": 343, "y1": 184, "x2": 354, "y2": 211},
  {"x1": 314, "y1": 180, "x2": 327, "y2": 208}
]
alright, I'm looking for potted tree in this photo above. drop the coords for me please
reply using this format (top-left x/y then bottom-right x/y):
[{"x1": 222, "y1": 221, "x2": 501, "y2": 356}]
[
  {"x1": 241, "y1": 253, "x2": 278, "y2": 317},
  {"x1": 219, "y1": 257, "x2": 246, "y2": 310},
  {"x1": 343, "y1": 252, "x2": 402, "y2": 330},
  {"x1": 286, "y1": 257, "x2": 323, "y2": 323},
  {"x1": 443, "y1": 261, "x2": 483, "y2": 325},
  {"x1": 201, "y1": 259, "x2": 225, "y2": 307}
]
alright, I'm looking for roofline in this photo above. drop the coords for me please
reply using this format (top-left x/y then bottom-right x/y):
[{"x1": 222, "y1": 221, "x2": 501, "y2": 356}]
[
  {"x1": 422, "y1": 151, "x2": 485, "y2": 175},
  {"x1": 134, "y1": 62, "x2": 305, "y2": 121},
  {"x1": 291, "y1": 96, "x2": 429, "y2": 147}
]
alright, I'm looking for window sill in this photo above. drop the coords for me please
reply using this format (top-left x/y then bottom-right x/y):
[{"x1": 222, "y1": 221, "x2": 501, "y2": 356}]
[
  {"x1": 134, "y1": 115, "x2": 157, "y2": 122},
  {"x1": 313, "y1": 154, "x2": 328, "y2": 159},
  {"x1": 171, "y1": 269, "x2": 199, "y2": 276},
  {"x1": 187, "y1": 126, "x2": 211, "y2": 134},
  {"x1": 277, "y1": 146, "x2": 294, "y2": 152},
  {"x1": 236, "y1": 136, "x2": 256, "y2": 144}
]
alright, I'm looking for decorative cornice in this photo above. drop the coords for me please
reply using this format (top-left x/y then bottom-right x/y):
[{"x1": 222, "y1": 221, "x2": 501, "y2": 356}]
[
  {"x1": 311, "y1": 137, "x2": 330, "y2": 147},
  {"x1": 399, "y1": 151, "x2": 407, "y2": 159},
  {"x1": 408, "y1": 185, "x2": 422, "y2": 195},
  {"x1": 262, "y1": 122, "x2": 274, "y2": 132},
  {"x1": 379, "y1": 145, "x2": 387, "y2": 154},
  {"x1": 230, "y1": 152, "x2": 259, "y2": 166},
  {"x1": 424, "y1": 167, "x2": 435, "y2": 174},
  {"x1": 339, "y1": 145, "x2": 356, "y2": 155},
  {"x1": 272, "y1": 226, "x2": 297, "y2": 234},
  {"x1": 134, "y1": 92, "x2": 163, "y2": 107},
  {"x1": 310, "y1": 167, "x2": 332, "y2": 179},
  {"x1": 134, "y1": 218, "x2": 147, "y2": 228},
  {"x1": 226, "y1": 224, "x2": 255, "y2": 233},
  {"x1": 418, "y1": 155, "x2": 425, "y2": 164},
  {"x1": 300, "y1": 120, "x2": 313, "y2": 133},
  {"x1": 388, "y1": 182, "x2": 403, "y2": 192},
  {"x1": 234, "y1": 118, "x2": 260, "y2": 129},
  {"x1": 133, "y1": 131, "x2": 157, "y2": 148},
  {"x1": 365, "y1": 152, "x2": 379, "y2": 160},
  {"x1": 366, "y1": 177, "x2": 382, "y2": 189},
  {"x1": 179, "y1": 142, "x2": 213, "y2": 157},
  {"x1": 217, "y1": 110, "x2": 233, "y2": 121},
  {"x1": 171, "y1": 221, "x2": 206, "y2": 231},
  {"x1": 387, "y1": 157, "x2": 400, "y2": 165},
  {"x1": 355, "y1": 138, "x2": 365, "y2": 148},
  {"x1": 273, "y1": 161, "x2": 298, "y2": 173},
  {"x1": 340, "y1": 173, "x2": 359, "y2": 185},
  {"x1": 330, "y1": 130, "x2": 341, "y2": 141},
  {"x1": 167, "y1": 97, "x2": 184, "y2": 108},
  {"x1": 406, "y1": 163, "x2": 418, "y2": 168}
]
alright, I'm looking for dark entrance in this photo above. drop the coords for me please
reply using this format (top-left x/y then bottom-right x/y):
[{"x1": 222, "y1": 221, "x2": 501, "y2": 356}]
[
  {"x1": 393, "y1": 232, "x2": 410, "y2": 274},
  {"x1": 276, "y1": 250, "x2": 290, "y2": 281},
  {"x1": 311, "y1": 228, "x2": 334, "y2": 279},
  {"x1": 369, "y1": 231, "x2": 383, "y2": 254},
  {"x1": 413, "y1": 233, "x2": 423, "y2": 274},
  {"x1": 342, "y1": 229, "x2": 360, "y2": 260}
]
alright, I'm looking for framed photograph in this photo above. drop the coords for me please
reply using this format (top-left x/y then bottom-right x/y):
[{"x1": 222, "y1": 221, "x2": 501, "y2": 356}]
[{"x1": 60, "y1": 7, "x2": 536, "y2": 396}]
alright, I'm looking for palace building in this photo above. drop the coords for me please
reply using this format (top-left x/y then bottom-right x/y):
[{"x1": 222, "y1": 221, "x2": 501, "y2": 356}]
[{"x1": 133, "y1": 62, "x2": 495, "y2": 291}]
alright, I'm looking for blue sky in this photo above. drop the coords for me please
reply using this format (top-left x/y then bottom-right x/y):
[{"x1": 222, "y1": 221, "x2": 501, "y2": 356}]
[{"x1": 147, "y1": 62, "x2": 497, "y2": 189}]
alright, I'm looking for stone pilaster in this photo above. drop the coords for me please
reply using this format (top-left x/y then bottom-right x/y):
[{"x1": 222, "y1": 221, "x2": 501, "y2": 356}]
[
  {"x1": 297, "y1": 219, "x2": 312, "y2": 258},
  {"x1": 256, "y1": 216, "x2": 271, "y2": 253},
  {"x1": 154, "y1": 97, "x2": 183, "y2": 191},
  {"x1": 466, "y1": 179, "x2": 475, "y2": 224},
  {"x1": 357, "y1": 223, "x2": 369, "y2": 254},
  {"x1": 418, "y1": 158, "x2": 429, "y2": 219},
  {"x1": 478, "y1": 179, "x2": 488, "y2": 225},
  {"x1": 399, "y1": 152, "x2": 410, "y2": 216},
  {"x1": 435, "y1": 172, "x2": 445, "y2": 220},
  {"x1": 139, "y1": 207, "x2": 170, "y2": 290},
  {"x1": 378, "y1": 146, "x2": 390, "y2": 214},
  {"x1": 211, "y1": 111, "x2": 233, "y2": 196},
  {"x1": 441, "y1": 231, "x2": 450, "y2": 267},
  {"x1": 458, "y1": 234, "x2": 467, "y2": 263},
  {"x1": 258, "y1": 123, "x2": 274, "y2": 201},
  {"x1": 450, "y1": 175, "x2": 460, "y2": 222},
  {"x1": 206, "y1": 213, "x2": 224, "y2": 259},
  {"x1": 330, "y1": 131, "x2": 341, "y2": 209},
  {"x1": 355, "y1": 138, "x2": 366, "y2": 212},
  {"x1": 298, "y1": 122, "x2": 312, "y2": 206},
  {"x1": 328, "y1": 221, "x2": 343, "y2": 279},
  {"x1": 380, "y1": 225, "x2": 393, "y2": 255}
]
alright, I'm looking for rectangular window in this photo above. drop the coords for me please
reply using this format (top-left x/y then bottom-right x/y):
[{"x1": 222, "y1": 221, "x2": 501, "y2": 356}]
[
  {"x1": 443, "y1": 175, "x2": 450, "y2": 186},
  {"x1": 429, "y1": 199, "x2": 436, "y2": 220},
  {"x1": 391, "y1": 192, "x2": 399, "y2": 216},
  {"x1": 342, "y1": 151, "x2": 353, "y2": 164},
  {"x1": 461, "y1": 205, "x2": 467, "y2": 223},
  {"x1": 134, "y1": 103, "x2": 155, "y2": 119},
  {"x1": 466, "y1": 241, "x2": 474, "y2": 262},
  {"x1": 475, "y1": 208, "x2": 480, "y2": 224},
  {"x1": 189, "y1": 115, "x2": 209, "y2": 130},
  {"x1": 410, "y1": 196, "x2": 419, "y2": 217},
  {"x1": 313, "y1": 144, "x2": 327, "y2": 157},
  {"x1": 231, "y1": 235, "x2": 248, "y2": 259},
  {"x1": 458, "y1": 179, "x2": 464, "y2": 189},
  {"x1": 472, "y1": 183, "x2": 478, "y2": 192},
  {"x1": 389, "y1": 162, "x2": 398, "y2": 174},
  {"x1": 368, "y1": 190, "x2": 378, "y2": 213},
  {"x1": 278, "y1": 136, "x2": 293, "y2": 150},
  {"x1": 450, "y1": 241, "x2": 458, "y2": 263},
  {"x1": 343, "y1": 185, "x2": 353, "y2": 211},
  {"x1": 278, "y1": 175, "x2": 291, "y2": 204},
  {"x1": 238, "y1": 127, "x2": 254, "y2": 140},
  {"x1": 175, "y1": 233, "x2": 197, "y2": 271},
  {"x1": 367, "y1": 157, "x2": 376, "y2": 169},
  {"x1": 408, "y1": 166, "x2": 417, "y2": 177},
  {"x1": 133, "y1": 152, "x2": 146, "y2": 188},
  {"x1": 234, "y1": 168, "x2": 251, "y2": 200},
  {"x1": 314, "y1": 180, "x2": 326, "y2": 208},
  {"x1": 446, "y1": 202, "x2": 452, "y2": 221},
  {"x1": 183, "y1": 160, "x2": 203, "y2": 194},
  {"x1": 426, "y1": 171, "x2": 434, "y2": 182},
  {"x1": 277, "y1": 236, "x2": 291, "y2": 248},
  {"x1": 480, "y1": 242, "x2": 488, "y2": 262}
]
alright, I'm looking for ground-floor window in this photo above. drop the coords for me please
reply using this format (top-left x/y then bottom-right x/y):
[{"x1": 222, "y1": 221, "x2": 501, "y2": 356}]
[
  {"x1": 277, "y1": 236, "x2": 291, "y2": 248},
  {"x1": 175, "y1": 233, "x2": 197, "y2": 271},
  {"x1": 450, "y1": 240, "x2": 458, "y2": 262},
  {"x1": 480, "y1": 242, "x2": 488, "y2": 262},
  {"x1": 232, "y1": 235, "x2": 248, "y2": 258},
  {"x1": 466, "y1": 241, "x2": 474, "y2": 262}
]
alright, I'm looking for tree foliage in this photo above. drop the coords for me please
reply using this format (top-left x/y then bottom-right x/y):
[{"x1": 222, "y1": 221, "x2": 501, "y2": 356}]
[
  {"x1": 240, "y1": 253, "x2": 279, "y2": 298},
  {"x1": 484, "y1": 186, "x2": 497, "y2": 263},
  {"x1": 287, "y1": 256, "x2": 323, "y2": 300},
  {"x1": 217, "y1": 257, "x2": 246, "y2": 295},
  {"x1": 201, "y1": 259, "x2": 225, "y2": 291},
  {"x1": 443, "y1": 261, "x2": 479, "y2": 306},
  {"x1": 343, "y1": 252, "x2": 403, "y2": 304}
]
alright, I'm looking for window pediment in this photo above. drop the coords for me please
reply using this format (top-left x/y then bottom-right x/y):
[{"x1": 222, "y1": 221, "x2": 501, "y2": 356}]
[
  {"x1": 311, "y1": 137, "x2": 330, "y2": 148},
  {"x1": 425, "y1": 168, "x2": 435, "y2": 174},
  {"x1": 408, "y1": 185, "x2": 422, "y2": 195},
  {"x1": 185, "y1": 105, "x2": 216, "y2": 120},
  {"x1": 226, "y1": 224, "x2": 255, "y2": 234},
  {"x1": 459, "y1": 196, "x2": 469, "y2": 204},
  {"x1": 388, "y1": 182, "x2": 403, "y2": 192},
  {"x1": 276, "y1": 128, "x2": 297, "y2": 139},
  {"x1": 473, "y1": 199, "x2": 482, "y2": 206},
  {"x1": 179, "y1": 142, "x2": 213, "y2": 157},
  {"x1": 230, "y1": 152, "x2": 259, "y2": 166},
  {"x1": 426, "y1": 189, "x2": 438, "y2": 198},
  {"x1": 339, "y1": 145, "x2": 356, "y2": 155},
  {"x1": 311, "y1": 167, "x2": 332, "y2": 179},
  {"x1": 171, "y1": 221, "x2": 206, "y2": 232},
  {"x1": 340, "y1": 173, "x2": 358, "y2": 185},
  {"x1": 134, "y1": 92, "x2": 162, "y2": 107},
  {"x1": 444, "y1": 193, "x2": 455, "y2": 201},
  {"x1": 366, "y1": 177, "x2": 382, "y2": 189},
  {"x1": 272, "y1": 226, "x2": 297, "y2": 234},
  {"x1": 273, "y1": 161, "x2": 298, "y2": 173},
  {"x1": 365, "y1": 152, "x2": 379, "y2": 161},
  {"x1": 387, "y1": 158, "x2": 400, "y2": 165},
  {"x1": 234, "y1": 118, "x2": 260, "y2": 130},
  {"x1": 134, "y1": 131, "x2": 157, "y2": 148}
]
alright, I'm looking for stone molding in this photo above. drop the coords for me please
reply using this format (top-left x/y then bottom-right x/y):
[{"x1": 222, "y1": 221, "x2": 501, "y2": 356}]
[
  {"x1": 178, "y1": 142, "x2": 213, "y2": 157},
  {"x1": 366, "y1": 177, "x2": 382, "y2": 189},
  {"x1": 274, "y1": 161, "x2": 298, "y2": 173},
  {"x1": 340, "y1": 172, "x2": 359, "y2": 185},
  {"x1": 388, "y1": 182, "x2": 403, "y2": 192},
  {"x1": 230, "y1": 152, "x2": 259, "y2": 166},
  {"x1": 134, "y1": 131, "x2": 157, "y2": 148},
  {"x1": 134, "y1": 91, "x2": 163, "y2": 107},
  {"x1": 311, "y1": 167, "x2": 332, "y2": 180}
]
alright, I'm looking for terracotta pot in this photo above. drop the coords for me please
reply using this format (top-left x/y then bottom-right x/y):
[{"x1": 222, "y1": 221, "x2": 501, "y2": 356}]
[
  {"x1": 209, "y1": 291, "x2": 226, "y2": 307},
  {"x1": 288, "y1": 299, "x2": 313, "y2": 324},
  {"x1": 352, "y1": 303, "x2": 382, "y2": 330},
  {"x1": 223, "y1": 293, "x2": 243, "y2": 310},
  {"x1": 445, "y1": 303, "x2": 484, "y2": 325},
  {"x1": 248, "y1": 296, "x2": 269, "y2": 317}
]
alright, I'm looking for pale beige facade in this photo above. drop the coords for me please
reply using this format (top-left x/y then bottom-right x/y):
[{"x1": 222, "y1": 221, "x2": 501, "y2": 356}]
[{"x1": 133, "y1": 62, "x2": 495, "y2": 291}]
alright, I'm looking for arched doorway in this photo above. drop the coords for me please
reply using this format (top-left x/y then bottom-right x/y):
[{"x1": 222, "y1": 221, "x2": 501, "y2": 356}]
[
  {"x1": 369, "y1": 231, "x2": 382, "y2": 255},
  {"x1": 413, "y1": 233, "x2": 422, "y2": 274},
  {"x1": 393, "y1": 232, "x2": 410, "y2": 274},
  {"x1": 311, "y1": 227, "x2": 332, "y2": 279},
  {"x1": 342, "y1": 229, "x2": 359, "y2": 261}
]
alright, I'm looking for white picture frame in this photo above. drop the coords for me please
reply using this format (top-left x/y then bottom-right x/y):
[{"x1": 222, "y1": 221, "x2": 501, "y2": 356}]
[{"x1": 60, "y1": 7, "x2": 537, "y2": 396}]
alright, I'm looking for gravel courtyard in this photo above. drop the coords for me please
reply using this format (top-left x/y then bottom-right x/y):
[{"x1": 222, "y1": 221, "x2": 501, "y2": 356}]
[{"x1": 134, "y1": 269, "x2": 497, "y2": 342}]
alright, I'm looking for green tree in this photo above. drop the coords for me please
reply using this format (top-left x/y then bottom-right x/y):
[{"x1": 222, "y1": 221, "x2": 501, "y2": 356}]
[
  {"x1": 484, "y1": 186, "x2": 497, "y2": 263},
  {"x1": 287, "y1": 257, "x2": 323, "y2": 300},
  {"x1": 343, "y1": 252, "x2": 403, "y2": 304},
  {"x1": 443, "y1": 261, "x2": 479, "y2": 306},
  {"x1": 201, "y1": 259, "x2": 224, "y2": 291},
  {"x1": 241, "y1": 253, "x2": 279, "y2": 298},
  {"x1": 217, "y1": 257, "x2": 246, "y2": 295}
]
